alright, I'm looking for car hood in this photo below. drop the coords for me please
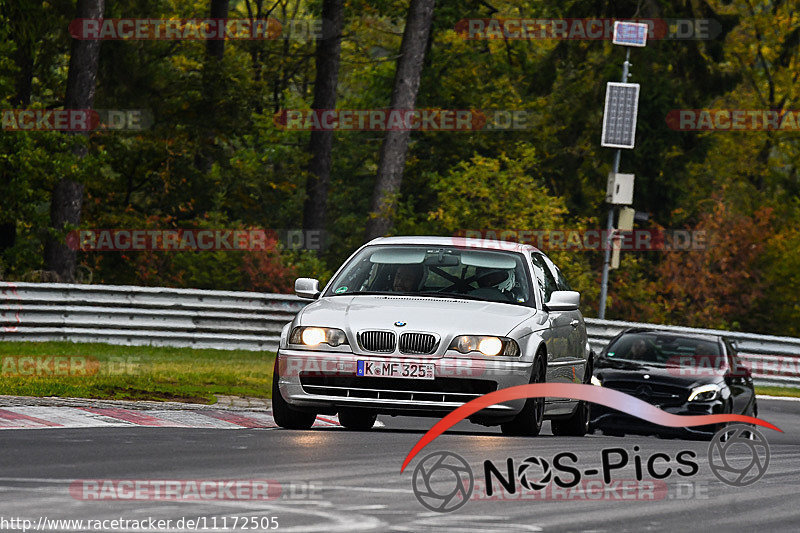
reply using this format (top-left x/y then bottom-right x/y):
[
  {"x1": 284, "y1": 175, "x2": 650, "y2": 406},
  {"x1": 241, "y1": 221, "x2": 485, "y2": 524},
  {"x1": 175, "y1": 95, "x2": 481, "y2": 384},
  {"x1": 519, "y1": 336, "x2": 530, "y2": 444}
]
[
  {"x1": 298, "y1": 295, "x2": 537, "y2": 337},
  {"x1": 594, "y1": 359, "x2": 722, "y2": 389}
]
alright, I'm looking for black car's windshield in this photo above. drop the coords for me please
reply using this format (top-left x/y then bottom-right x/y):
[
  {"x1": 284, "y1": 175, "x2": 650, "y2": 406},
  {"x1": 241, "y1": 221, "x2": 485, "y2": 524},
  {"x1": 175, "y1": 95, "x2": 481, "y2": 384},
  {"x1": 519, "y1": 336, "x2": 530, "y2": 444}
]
[
  {"x1": 324, "y1": 245, "x2": 533, "y2": 306},
  {"x1": 603, "y1": 333, "x2": 722, "y2": 367}
]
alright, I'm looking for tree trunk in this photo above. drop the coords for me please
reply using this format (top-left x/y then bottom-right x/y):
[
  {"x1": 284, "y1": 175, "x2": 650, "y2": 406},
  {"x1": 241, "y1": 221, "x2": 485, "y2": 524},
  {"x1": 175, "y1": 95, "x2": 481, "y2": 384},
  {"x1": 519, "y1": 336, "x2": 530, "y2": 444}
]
[
  {"x1": 302, "y1": 0, "x2": 344, "y2": 232},
  {"x1": 197, "y1": 0, "x2": 230, "y2": 173},
  {"x1": 12, "y1": 43, "x2": 33, "y2": 107},
  {"x1": 206, "y1": 0, "x2": 230, "y2": 60},
  {"x1": 365, "y1": 0, "x2": 435, "y2": 240},
  {"x1": 44, "y1": 0, "x2": 104, "y2": 282}
]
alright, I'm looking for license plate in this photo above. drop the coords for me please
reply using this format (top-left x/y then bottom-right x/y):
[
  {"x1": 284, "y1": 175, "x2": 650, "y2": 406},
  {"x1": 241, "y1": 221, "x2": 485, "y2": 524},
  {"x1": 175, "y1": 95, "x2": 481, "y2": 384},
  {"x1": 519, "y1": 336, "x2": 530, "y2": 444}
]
[{"x1": 356, "y1": 360, "x2": 435, "y2": 380}]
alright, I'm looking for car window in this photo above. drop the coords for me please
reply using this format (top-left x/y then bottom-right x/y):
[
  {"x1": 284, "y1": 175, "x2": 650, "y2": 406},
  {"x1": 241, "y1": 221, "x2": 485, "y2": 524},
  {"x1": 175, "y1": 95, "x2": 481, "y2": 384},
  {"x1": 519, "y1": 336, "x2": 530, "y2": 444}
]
[
  {"x1": 530, "y1": 253, "x2": 558, "y2": 302},
  {"x1": 324, "y1": 245, "x2": 534, "y2": 306},
  {"x1": 605, "y1": 333, "x2": 722, "y2": 365},
  {"x1": 540, "y1": 254, "x2": 571, "y2": 291},
  {"x1": 724, "y1": 339, "x2": 749, "y2": 376},
  {"x1": 554, "y1": 265, "x2": 572, "y2": 291}
]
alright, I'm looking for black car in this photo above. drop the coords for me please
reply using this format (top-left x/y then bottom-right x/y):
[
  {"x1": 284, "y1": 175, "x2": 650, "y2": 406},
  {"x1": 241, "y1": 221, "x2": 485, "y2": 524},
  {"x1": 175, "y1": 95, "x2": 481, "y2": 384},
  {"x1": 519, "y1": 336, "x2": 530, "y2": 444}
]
[{"x1": 590, "y1": 329, "x2": 757, "y2": 438}]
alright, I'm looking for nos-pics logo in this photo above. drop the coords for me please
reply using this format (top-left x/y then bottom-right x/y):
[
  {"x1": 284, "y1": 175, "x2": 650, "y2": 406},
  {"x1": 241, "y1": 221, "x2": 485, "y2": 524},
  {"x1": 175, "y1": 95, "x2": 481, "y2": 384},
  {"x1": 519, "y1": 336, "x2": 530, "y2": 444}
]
[{"x1": 411, "y1": 424, "x2": 770, "y2": 513}]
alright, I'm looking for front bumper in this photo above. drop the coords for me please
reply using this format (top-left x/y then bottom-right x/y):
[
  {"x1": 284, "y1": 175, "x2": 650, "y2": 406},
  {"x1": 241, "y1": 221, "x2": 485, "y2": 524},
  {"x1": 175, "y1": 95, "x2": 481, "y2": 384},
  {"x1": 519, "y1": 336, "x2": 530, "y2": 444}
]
[
  {"x1": 276, "y1": 348, "x2": 532, "y2": 418},
  {"x1": 590, "y1": 399, "x2": 727, "y2": 437}
]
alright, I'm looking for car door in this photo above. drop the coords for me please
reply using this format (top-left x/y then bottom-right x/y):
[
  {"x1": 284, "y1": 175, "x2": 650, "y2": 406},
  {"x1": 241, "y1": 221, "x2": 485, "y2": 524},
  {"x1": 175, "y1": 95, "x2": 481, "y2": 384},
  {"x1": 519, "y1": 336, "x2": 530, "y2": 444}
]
[
  {"x1": 546, "y1": 256, "x2": 587, "y2": 373},
  {"x1": 529, "y1": 253, "x2": 572, "y2": 382},
  {"x1": 724, "y1": 339, "x2": 755, "y2": 414},
  {"x1": 541, "y1": 254, "x2": 587, "y2": 378}
]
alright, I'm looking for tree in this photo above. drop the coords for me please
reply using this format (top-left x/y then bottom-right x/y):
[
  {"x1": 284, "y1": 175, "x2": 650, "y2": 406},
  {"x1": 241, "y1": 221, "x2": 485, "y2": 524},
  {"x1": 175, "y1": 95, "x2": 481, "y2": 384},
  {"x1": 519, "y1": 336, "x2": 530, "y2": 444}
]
[
  {"x1": 302, "y1": 0, "x2": 344, "y2": 232},
  {"x1": 43, "y1": 0, "x2": 104, "y2": 282},
  {"x1": 365, "y1": 0, "x2": 435, "y2": 240},
  {"x1": 609, "y1": 194, "x2": 774, "y2": 330},
  {"x1": 206, "y1": 0, "x2": 230, "y2": 60}
]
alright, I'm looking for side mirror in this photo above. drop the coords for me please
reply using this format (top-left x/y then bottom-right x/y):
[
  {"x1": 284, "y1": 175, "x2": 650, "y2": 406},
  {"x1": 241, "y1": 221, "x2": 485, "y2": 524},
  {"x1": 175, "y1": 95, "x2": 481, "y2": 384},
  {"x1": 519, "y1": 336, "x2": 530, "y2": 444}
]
[
  {"x1": 295, "y1": 278, "x2": 321, "y2": 299},
  {"x1": 545, "y1": 290, "x2": 580, "y2": 312}
]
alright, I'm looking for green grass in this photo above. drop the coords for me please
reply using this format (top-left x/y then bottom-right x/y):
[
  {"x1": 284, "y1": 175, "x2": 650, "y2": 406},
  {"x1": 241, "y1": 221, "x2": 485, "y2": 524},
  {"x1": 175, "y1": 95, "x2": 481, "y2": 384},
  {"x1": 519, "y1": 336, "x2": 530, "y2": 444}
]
[
  {"x1": 755, "y1": 386, "x2": 800, "y2": 398},
  {"x1": 0, "y1": 341, "x2": 275, "y2": 403},
  {"x1": 5, "y1": 341, "x2": 796, "y2": 404}
]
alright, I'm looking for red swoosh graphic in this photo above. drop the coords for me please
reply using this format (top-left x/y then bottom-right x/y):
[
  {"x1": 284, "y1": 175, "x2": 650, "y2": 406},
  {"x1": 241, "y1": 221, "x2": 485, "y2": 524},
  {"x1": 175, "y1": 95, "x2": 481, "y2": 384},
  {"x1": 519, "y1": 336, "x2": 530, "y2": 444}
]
[{"x1": 400, "y1": 383, "x2": 781, "y2": 472}]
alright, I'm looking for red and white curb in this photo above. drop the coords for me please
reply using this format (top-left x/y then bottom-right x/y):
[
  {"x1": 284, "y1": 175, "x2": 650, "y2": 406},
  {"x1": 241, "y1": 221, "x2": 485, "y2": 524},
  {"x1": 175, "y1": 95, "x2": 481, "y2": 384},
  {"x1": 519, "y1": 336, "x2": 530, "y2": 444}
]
[{"x1": 0, "y1": 406, "x2": 341, "y2": 430}]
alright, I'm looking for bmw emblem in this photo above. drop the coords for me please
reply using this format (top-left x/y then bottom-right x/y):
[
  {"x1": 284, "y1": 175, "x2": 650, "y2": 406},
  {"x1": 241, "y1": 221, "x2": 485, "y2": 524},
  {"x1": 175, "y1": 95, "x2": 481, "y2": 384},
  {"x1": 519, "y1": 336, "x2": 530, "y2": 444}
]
[{"x1": 394, "y1": 321, "x2": 406, "y2": 327}]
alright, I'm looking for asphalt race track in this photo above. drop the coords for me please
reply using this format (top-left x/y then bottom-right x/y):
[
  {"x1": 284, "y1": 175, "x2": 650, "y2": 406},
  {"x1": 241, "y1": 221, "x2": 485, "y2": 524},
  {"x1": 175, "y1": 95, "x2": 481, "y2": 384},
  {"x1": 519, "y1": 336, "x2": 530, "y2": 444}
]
[{"x1": 0, "y1": 398, "x2": 798, "y2": 532}]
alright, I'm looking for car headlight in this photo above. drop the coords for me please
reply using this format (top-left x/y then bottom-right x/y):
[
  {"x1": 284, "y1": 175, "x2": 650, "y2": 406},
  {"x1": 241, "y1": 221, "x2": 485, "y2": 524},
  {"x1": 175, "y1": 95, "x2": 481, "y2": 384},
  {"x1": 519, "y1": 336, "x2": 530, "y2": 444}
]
[
  {"x1": 290, "y1": 326, "x2": 349, "y2": 347},
  {"x1": 688, "y1": 383, "x2": 721, "y2": 402},
  {"x1": 591, "y1": 375, "x2": 602, "y2": 387},
  {"x1": 448, "y1": 336, "x2": 520, "y2": 356}
]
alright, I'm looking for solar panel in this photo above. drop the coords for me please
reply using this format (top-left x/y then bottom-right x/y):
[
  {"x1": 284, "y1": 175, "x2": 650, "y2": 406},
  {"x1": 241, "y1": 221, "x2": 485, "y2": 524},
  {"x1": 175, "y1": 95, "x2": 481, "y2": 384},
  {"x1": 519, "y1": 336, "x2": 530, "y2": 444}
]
[
  {"x1": 601, "y1": 82, "x2": 640, "y2": 149},
  {"x1": 612, "y1": 21, "x2": 648, "y2": 47}
]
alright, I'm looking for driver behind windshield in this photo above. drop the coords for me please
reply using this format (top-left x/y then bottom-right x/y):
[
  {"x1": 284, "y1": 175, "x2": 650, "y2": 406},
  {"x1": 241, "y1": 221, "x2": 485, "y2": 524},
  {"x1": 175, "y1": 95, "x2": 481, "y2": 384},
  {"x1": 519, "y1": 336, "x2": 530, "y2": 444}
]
[
  {"x1": 629, "y1": 338, "x2": 658, "y2": 363},
  {"x1": 392, "y1": 263, "x2": 424, "y2": 292},
  {"x1": 467, "y1": 268, "x2": 509, "y2": 297}
]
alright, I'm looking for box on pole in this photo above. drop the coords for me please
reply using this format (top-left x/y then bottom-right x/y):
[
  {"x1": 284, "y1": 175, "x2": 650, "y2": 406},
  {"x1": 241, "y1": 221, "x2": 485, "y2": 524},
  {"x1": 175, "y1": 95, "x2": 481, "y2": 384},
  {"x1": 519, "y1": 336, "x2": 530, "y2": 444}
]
[
  {"x1": 610, "y1": 207, "x2": 636, "y2": 269},
  {"x1": 606, "y1": 172, "x2": 635, "y2": 204}
]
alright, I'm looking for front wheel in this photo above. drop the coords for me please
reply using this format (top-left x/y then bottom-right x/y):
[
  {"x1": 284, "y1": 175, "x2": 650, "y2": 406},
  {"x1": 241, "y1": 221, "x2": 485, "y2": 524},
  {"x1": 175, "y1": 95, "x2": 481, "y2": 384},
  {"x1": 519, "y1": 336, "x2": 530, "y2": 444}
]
[
  {"x1": 552, "y1": 358, "x2": 592, "y2": 437},
  {"x1": 271, "y1": 358, "x2": 317, "y2": 429},
  {"x1": 501, "y1": 355, "x2": 545, "y2": 436},
  {"x1": 338, "y1": 409, "x2": 377, "y2": 430},
  {"x1": 551, "y1": 400, "x2": 590, "y2": 436}
]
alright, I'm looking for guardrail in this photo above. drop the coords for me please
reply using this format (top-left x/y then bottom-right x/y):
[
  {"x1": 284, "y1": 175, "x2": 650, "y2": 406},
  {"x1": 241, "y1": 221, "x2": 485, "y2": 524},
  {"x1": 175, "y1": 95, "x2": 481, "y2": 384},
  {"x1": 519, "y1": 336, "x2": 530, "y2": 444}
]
[
  {"x1": 2, "y1": 282, "x2": 798, "y2": 387},
  {"x1": 0, "y1": 282, "x2": 304, "y2": 351}
]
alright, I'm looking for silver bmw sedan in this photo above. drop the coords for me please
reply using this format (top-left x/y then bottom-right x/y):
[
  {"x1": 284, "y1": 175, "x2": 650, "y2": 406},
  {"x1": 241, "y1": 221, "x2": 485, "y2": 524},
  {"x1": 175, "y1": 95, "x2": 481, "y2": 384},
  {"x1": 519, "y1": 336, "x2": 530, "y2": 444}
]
[{"x1": 272, "y1": 236, "x2": 593, "y2": 436}]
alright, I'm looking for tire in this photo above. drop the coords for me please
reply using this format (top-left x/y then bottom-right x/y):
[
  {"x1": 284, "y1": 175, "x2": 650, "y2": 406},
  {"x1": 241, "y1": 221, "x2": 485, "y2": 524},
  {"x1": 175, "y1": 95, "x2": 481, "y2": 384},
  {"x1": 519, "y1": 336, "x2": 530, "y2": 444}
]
[
  {"x1": 501, "y1": 355, "x2": 545, "y2": 436},
  {"x1": 715, "y1": 399, "x2": 733, "y2": 434},
  {"x1": 551, "y1": 357, "x2": 592, "y2": 437},
  {"x1": 271, "y1": 358, "x2": 316, "y2": 429},
  {"x1": 338, "y1": 409, "x2": 377, "y2": 430},
  {"x1": 552, "y1": 400, "x2": 590, "y2": 436}
]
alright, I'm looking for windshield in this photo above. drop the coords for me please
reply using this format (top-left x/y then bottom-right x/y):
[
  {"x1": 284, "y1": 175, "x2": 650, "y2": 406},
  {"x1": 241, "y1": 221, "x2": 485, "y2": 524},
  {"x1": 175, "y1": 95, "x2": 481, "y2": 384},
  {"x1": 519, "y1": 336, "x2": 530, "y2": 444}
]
[
  {"x1": 324, "y1": 245, "x2": 533, "y2": 306},
  {"x1": 603, "y1": 333, "x2": 722, "y2": 366}
]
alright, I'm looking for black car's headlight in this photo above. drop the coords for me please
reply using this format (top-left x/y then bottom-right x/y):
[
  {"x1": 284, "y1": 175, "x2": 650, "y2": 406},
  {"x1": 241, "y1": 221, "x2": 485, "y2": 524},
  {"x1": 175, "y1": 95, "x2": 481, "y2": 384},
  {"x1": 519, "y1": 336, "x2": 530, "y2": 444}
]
[
  {"x1": 289, "y1": 326, "x2": 349, "y2": 347},
  {"x1": 688, "y1": 383, "x2": 721, "y2": 402},
  {"x1": 448, "y1": 336, "x2": 520, "y2": 357}
]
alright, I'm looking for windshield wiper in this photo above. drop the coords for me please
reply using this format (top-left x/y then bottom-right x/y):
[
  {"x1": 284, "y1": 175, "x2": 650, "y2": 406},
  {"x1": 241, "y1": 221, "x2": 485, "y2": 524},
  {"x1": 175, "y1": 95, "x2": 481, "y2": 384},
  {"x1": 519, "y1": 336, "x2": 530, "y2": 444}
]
[
  {"x1": 597, "y1": 358, "x2": 648, "y2": 370},
  {"x1": 332, "y1": 291, "x2": 436, "y2": 297},
  {"x1": 328, "y1": 291, "x2": 390, "y2": 297},
  {"x1": 423, "y1": 292, "x2": 516, "y2": 304}
]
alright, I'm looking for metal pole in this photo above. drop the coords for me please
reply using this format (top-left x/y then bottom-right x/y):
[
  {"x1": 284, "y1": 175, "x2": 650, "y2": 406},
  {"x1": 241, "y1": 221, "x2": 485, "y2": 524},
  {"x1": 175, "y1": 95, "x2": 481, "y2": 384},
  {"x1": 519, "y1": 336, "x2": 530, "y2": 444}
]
[{"x1": 598, "y1": 48, "x2": 631, "y2": 319}]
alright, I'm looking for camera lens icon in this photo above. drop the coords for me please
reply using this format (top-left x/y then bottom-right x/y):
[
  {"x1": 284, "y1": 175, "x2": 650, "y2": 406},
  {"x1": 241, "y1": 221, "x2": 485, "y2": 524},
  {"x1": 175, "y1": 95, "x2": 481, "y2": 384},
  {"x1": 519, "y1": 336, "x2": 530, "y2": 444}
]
[
  {"x1": 708, "y1": 424, "x2": 770, "y2": 487},
  {"x1": 412, "y1": 451, "x2": 474, "y2": 513}
]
